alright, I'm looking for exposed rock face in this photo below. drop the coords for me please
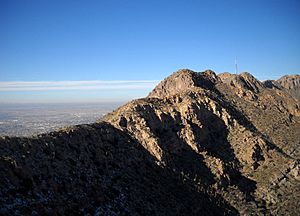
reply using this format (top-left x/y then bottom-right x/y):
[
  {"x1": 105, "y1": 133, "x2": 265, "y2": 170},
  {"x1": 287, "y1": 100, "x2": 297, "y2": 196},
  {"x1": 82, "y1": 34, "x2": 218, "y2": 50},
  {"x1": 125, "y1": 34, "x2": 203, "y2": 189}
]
[
  {"x1": 148, "y1": 69, "x2": 220, "y2": 98},
  {"x1": 277, "y1": 74, "x2": 300, "y2": 102},
  {"x1": 219, "y1": 72, "x2": 264, "y2": 93},
  {"x1": 277, "y1": 74, "x2": 300, "y2": 90},
  {"x1": 1, "y1": 69, "x2": 300, "y2": 215}
]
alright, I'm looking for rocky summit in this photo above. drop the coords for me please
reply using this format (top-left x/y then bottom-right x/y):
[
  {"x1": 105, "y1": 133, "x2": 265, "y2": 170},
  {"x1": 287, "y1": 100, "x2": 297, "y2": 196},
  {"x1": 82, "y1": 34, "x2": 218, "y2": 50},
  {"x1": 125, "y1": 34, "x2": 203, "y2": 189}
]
[{"x1": 1, "y1": 69, "x2": 300, "y2": 216}]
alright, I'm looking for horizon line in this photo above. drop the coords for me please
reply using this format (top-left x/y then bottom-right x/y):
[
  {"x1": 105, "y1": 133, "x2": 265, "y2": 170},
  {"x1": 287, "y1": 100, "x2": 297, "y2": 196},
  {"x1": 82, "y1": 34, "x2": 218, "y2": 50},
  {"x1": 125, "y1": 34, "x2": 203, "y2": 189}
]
[{"x1": 0, "y1": 80, "x2": 160, "y2": 91}]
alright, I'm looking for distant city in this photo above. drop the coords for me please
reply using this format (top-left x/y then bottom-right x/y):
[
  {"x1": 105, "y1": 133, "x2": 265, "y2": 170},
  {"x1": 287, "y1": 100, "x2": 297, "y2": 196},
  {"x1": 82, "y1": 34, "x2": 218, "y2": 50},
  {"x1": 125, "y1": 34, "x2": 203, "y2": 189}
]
[{"x1": 0, "y1": 102, "x2": 123, "y2": 137}]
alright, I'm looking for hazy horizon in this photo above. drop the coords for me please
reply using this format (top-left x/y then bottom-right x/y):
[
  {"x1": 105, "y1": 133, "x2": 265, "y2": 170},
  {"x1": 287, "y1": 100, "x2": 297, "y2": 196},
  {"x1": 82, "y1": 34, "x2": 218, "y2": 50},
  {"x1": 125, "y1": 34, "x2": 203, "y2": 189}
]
[
  {"x1": 0, "y1": 71, "x2": 296, "y2": 103},
  {"x1": 0, "y1": 79, "x2": 159, "y2": 103}
]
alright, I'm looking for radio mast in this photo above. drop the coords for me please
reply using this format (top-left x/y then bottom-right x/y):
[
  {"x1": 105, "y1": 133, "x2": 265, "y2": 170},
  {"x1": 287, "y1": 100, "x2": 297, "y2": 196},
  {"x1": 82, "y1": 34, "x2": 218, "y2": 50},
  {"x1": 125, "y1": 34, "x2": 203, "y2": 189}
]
[{"x1": 235, "y1": 57, "x2": 238, "y2": 74}]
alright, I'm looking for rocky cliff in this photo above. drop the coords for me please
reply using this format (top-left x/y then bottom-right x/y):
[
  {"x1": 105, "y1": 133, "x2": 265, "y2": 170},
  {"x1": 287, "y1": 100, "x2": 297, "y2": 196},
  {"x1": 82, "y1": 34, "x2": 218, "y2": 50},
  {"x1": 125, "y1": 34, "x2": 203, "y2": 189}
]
[{"x1": 1, "y1": 69, "x2": 300, "y2": 215}]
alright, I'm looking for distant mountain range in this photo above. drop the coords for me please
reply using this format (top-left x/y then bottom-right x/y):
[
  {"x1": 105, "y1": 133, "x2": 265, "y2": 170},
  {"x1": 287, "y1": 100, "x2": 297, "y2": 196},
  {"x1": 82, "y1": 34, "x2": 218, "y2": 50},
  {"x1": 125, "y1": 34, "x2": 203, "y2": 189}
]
[{"x1": 1, "y1": 69, "x2": 299, "y2": 215}]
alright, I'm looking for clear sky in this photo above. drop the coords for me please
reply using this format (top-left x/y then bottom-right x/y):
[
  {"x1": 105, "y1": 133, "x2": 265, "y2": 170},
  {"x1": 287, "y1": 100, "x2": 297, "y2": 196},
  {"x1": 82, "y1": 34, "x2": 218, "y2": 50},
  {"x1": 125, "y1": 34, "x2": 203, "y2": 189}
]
[{"x1": 0, "y1": 0, "x2": 299, "y2": 103}]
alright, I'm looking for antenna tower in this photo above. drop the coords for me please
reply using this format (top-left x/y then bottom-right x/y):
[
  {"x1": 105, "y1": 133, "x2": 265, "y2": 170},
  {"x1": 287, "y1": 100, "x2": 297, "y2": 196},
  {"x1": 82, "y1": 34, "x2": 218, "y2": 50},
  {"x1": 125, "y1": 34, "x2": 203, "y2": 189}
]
[{"x1": 235, "y1": 57, "x2": 238, "y2": 74}]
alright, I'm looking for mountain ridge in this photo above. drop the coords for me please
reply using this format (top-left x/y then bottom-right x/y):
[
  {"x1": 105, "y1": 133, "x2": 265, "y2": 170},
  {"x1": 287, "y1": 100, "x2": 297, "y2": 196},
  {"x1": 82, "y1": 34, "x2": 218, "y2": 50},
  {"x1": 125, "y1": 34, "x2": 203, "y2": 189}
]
[{"x1": 1, "y1": 69, "x2": 300, "y2": 215}]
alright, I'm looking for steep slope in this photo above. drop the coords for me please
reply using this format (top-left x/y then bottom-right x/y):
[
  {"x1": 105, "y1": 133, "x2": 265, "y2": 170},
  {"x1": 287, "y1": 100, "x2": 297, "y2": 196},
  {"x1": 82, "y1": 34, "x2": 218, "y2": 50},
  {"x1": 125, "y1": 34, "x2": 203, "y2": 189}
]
[{"x1": 1, "y1": 69, "x2": 300, "y2": 215}]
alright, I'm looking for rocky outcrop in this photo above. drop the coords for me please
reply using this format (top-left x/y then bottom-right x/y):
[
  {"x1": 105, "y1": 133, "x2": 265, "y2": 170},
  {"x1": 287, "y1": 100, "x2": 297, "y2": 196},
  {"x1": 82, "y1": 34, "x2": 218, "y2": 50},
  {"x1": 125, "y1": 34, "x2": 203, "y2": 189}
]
[
  {"x1": 277, "y1": 74, "x2": 300, "y2": 90},
  {"x1": 219, "y1": 72, "x2": 264, "y2": 93},
  {"x1": 1, "y1": 69, "x2": 300, "y2": 215},
  {"x1": 277, "y1": 74, "x2": 300, "y2": 102},
  {"x1": 263, "y1": 80, "x2": 283, "y2": 90},
  {"x1": 147, "y1": 69, "x2": 220, "y2": 98}
]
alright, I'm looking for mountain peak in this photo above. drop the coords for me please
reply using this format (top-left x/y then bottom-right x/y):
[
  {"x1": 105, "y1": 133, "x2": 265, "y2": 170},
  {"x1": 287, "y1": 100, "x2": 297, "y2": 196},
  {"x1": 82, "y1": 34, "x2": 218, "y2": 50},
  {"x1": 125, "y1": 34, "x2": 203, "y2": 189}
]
[
  {"x1": 218, "y1": 72, "x2": 264, "y2": 93},
  {"x1": 277, "y1": 74, "x2": 300, "y2": 101},
  {"x1": 148, "y1": 69, "x2": 219, "y2": 98},
  {"x1": 277, "y1": 74, "x2": 300, "y2": 90}
]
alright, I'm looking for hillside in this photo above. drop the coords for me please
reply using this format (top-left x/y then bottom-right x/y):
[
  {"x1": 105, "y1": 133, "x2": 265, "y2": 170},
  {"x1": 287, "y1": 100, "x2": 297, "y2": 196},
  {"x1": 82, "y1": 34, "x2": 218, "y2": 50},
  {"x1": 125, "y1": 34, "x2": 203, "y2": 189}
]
[{"x1": 1, "y1": 69, "x2": 300, "y2": 215}]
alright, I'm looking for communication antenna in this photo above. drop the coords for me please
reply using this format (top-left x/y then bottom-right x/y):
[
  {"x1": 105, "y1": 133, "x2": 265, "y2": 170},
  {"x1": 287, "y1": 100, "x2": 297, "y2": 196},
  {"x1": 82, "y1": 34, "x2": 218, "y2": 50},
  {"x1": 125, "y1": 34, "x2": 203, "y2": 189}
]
[{"x1": 235, "y1": 57, "x2": 238, "y2": 74}]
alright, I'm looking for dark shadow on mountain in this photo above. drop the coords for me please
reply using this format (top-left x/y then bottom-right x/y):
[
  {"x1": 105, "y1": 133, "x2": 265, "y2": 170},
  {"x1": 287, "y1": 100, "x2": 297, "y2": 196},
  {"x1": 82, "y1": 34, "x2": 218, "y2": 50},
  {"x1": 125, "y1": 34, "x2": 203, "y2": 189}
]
[
  {"x1": 191, "y1": 102, "x2": 257, "y2": 197},
  {"x1": 138, "y1": 105, "x2": 215, "y2": 185},
  {"x1": 263, "y1": 80, "x2": 283, "y2": 90},
  {"x1": 139, "y1": 102, "x2": 256, "y2": 200},
  {"x1": 0, "y1": 121, "x2": 238, "y2": 215}
]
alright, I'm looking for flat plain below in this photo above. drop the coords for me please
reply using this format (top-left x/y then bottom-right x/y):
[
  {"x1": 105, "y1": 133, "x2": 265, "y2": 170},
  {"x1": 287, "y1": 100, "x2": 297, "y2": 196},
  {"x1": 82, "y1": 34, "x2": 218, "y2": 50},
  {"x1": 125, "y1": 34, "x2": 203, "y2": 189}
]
[{"x1": 0, "y1": 102, "x2": 122, "y2": 137}]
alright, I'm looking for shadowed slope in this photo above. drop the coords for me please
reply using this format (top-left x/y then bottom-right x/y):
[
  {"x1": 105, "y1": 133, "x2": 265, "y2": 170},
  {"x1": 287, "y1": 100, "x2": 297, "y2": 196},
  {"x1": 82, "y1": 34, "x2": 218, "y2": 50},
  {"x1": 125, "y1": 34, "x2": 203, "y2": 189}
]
[{"x1": 0, "y1": 122, "x2": 238, "y2": 215}]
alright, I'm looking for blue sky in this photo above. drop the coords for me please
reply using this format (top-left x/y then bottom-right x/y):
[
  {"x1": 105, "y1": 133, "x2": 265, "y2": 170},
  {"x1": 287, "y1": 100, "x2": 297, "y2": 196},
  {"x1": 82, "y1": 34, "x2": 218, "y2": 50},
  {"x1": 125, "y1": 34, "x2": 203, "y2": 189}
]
[{"x1": 0, "y1": 0, "x2": 299, "y2": 103}]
